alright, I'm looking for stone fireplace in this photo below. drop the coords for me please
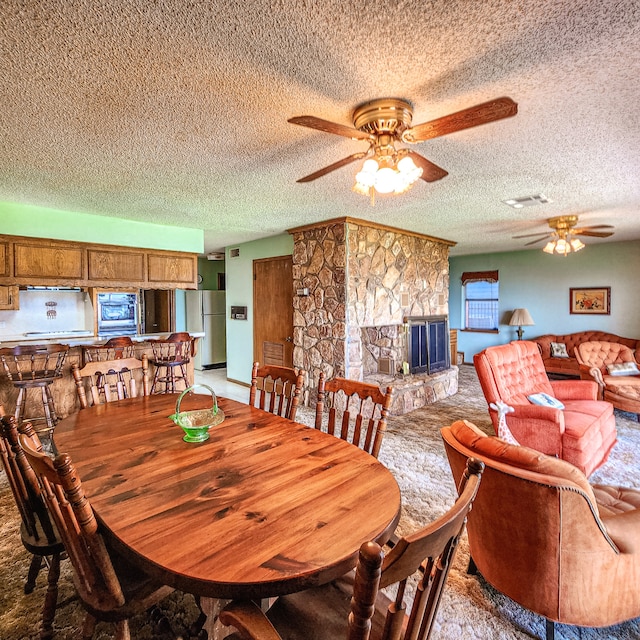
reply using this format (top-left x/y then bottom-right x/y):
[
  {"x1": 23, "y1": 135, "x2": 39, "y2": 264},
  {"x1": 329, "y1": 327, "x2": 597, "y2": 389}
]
[{"x1": 288, "y1": 216, "x2": 458, "y2": 415}]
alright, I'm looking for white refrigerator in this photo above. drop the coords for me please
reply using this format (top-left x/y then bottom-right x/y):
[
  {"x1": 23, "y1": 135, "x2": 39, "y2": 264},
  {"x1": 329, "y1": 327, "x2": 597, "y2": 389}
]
[{"x1": 185, "y1": 290, "x2": 227, "y2": 370}]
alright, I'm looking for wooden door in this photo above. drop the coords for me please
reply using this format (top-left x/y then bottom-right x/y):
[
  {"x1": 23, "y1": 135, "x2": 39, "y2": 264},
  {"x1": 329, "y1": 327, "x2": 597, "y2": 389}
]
[
  {"x1": 253, "y1": 256, "x2": 294, "y2": 367},
  {"x1": 143, "y1": 289, "x2": 174, "y2": 334}
]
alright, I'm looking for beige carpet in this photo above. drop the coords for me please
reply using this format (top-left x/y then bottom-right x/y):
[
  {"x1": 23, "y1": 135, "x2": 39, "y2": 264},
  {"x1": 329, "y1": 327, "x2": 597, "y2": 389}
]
[{"x1": 1, "y1": 365, "x2": 639, "y2": 639}]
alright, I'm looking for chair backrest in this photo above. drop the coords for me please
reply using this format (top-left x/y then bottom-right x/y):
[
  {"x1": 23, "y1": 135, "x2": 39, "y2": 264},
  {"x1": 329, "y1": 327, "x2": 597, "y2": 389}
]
[
  {"x1": 72, "y1": 355, "x2": 149, "y2": 408},
  {"x1": 440, "y1": 419, "x2": 620, "y2": 624},
  {"x1": 19, "y1": 427, "x2": 126, "y2": 612},
  {"x1": 315, "y1": 375, "x2": 393, "y2": 458},
  {"x1": 84, "y1": 336, "x2": 135, "y2": 362},
  {"x1": 249, "y1": 362, "x2": 305, "y2": 421},
  {"x1": 575, "y1": 340, "x2": 637, "y2": 374},
  {"x1": 473, "y1": 340, "x2": 554, "y2": 429},
  {"x1": 150, "y1": 335, "x2": 192, "y2": 364},
  {"x1": 220, "y1": 457, "x2": 483, "y2": 640},
  {"x1": 374, "y1": 456, "x2": 483, "y2": 640},
  {"x1": 0, "y1": 343, "x2": 69, "y2": 381},
  {"x1": 0, "y1": 415, "x2": 58, "y2": 546}
]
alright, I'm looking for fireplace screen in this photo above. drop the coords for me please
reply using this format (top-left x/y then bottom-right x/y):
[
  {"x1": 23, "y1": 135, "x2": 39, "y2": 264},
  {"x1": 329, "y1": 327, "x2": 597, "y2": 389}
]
[{"x1": 407, "y1": 316, "x2": 449, "y2": 374}]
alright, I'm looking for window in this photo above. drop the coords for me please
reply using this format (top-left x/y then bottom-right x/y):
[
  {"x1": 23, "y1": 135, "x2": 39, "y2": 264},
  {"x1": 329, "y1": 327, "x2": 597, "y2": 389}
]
[{"x1": 461, "y1": 271, "x2": 499, "y2": 331}]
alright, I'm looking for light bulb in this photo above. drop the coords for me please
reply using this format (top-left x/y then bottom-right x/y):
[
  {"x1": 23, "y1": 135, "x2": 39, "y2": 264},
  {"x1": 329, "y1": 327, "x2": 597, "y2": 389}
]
[
  {"x1": 374, "y1": 167, "x2": 398, "y2": 194},
  {"x1": 361, "y1": 158, "x2": 379, "y2": 173},
  {"x1": 555, "y1": 238, "x2": 568, "y2": 254},
  {"x1": 570, "y1": 238, "x2": 585, "y2": 252}
]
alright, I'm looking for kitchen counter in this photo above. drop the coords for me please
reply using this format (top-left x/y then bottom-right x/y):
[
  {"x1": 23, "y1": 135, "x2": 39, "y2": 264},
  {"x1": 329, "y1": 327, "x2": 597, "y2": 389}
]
[
  {"x1": 0, "y1": 331, "x2": 205, "y2": 348},
  {"x1": 0, "y1": 332, "x2": 205, "y2": 423}
]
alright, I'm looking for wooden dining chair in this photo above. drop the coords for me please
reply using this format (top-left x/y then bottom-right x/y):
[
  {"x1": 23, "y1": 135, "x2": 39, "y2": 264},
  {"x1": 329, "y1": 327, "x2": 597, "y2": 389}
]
[
  {"x1": 315, "y1": 375, "x2": 394, "y2": 458},
  {"x1": 249, "y1": 362, "x2": 306, "y2": 421},
  {"x1": 1, "y1": 414, "x2": 65, "y2": 640},
  {"x1": 220, "y1": 457, "x2": 484, "y2": 640},
  {"x1": 18, "y1": 424, "x2": 176, "y2": 640},
  {"x1": 72, "y1": 354, "x2": 149, "y2": 408}
]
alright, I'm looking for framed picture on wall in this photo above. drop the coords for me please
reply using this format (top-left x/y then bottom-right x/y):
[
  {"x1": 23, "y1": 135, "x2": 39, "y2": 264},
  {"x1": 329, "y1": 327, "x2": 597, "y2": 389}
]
[{"x1": 569, "y1": 287, "x2": 611, "y2": 315}]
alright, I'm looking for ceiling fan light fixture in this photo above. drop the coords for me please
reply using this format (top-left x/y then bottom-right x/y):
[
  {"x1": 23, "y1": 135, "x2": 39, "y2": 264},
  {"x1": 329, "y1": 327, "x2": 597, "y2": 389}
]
[
  {"x1": 353, "y1": 152, "x2": 423, "y2": 198},
  {"x1": 543, "y1": 241, "x2": 556, "y2": 254},
  {"x1": 570, "y1": 237, "x2": 585, "y2": 252}
]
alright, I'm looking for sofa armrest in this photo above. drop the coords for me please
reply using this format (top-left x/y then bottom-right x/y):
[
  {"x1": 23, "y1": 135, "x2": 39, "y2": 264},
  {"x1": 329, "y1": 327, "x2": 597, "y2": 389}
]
[
  {"x1": 505, "y1": 404, "x2": 564, "y2": 455},
  {"x1": 550, "y1": 379, "x2": 598, "y2": 401}
]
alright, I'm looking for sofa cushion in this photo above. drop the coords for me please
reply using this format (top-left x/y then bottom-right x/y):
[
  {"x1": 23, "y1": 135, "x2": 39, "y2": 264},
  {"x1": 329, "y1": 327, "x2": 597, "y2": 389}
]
[
  {"x1": 608, "y1": 362, "x2": 640, "y2": 376},
  {"x1": 550, "y1": 342, "x2": 569, "y2": 358}
]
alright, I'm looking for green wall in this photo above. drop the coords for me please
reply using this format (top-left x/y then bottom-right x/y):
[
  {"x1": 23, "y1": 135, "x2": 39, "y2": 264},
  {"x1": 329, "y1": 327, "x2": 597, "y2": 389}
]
[
  {"x1": 449, "y1": 240, "x2": 640, "y2": 363},
  {"x1": 225, "y1": 233, "x2": 294, "y2": 385},
  {"x1": 1, "y1": 201, "x2": 204, "y2": 253},
  {"x1": 197, "y1": 257, "x2": 226, "y2": 290}
]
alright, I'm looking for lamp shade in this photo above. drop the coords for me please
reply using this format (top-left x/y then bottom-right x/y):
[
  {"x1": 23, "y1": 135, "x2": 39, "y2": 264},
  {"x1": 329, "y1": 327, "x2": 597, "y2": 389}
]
[{"x1": 509, "y1": 308, "x2": 535, "y2": 327}]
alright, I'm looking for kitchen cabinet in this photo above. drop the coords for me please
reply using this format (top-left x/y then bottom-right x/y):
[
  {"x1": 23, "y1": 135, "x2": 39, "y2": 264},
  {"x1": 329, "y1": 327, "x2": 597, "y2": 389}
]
[
  {"x1": 14, "y1": 241, "x2": 84, "y2": 280},
  {"x1": 0, "y1": 234, "x2": 198, "y2": 289},
  {"x1": 147, "y1": 254, "x2": 196, "y2": 285},
  {"x1": 88, "y1": 249, "x2": 145, "y2": 283},
  {"x1": 0, "y1": 285, "x2": 19, "y2": 310}
]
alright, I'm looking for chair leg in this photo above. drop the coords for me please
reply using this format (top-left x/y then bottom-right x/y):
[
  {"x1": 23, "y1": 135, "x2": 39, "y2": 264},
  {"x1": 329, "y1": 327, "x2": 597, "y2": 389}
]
[
  {"x1": 25, "y1": 554, "x2": 44, "y2": 593},
  {"x1": 545, "y1": 618, "x2": 556, "y2": 640},
  {"x1": 40, "y1": 552, "x2": 60, "y2": 640},
  {"x1": 114, "y1": 619, "x2": 131, "y2": 640},
  {"x1": 82, "y1": 613, "x2": 97, "y2": 640}
]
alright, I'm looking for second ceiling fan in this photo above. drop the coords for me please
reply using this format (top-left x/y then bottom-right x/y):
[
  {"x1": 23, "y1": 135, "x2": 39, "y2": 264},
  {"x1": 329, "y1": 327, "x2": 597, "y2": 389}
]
[{"x1": 288, "y1": 96, "x2": 518, "y2": 198}]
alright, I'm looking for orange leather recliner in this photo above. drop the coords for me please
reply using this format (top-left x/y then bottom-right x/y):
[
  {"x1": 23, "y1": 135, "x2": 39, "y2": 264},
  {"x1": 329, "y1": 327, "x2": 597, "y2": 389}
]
[
  {"x1": 474, "y1": 340, "x2": 616, "y2": 476},
  {"x1": 575, "y1": 341, "x2": 640, "y2": 418},
  {"x1": 441, "y1": 419, "x2": 640, "y2": 640}
]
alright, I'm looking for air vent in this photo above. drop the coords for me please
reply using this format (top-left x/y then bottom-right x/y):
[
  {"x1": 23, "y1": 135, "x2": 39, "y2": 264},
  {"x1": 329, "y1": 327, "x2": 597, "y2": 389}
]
[
  {"x1": 502, "y1": 194, "x2": 552, "y2": 209},
  {"x1": 206, "y1": 252, "x2": 225, "y2": 261},
  {"x1": 229, "y1": 248, "x2": 240, "y2": 258}
]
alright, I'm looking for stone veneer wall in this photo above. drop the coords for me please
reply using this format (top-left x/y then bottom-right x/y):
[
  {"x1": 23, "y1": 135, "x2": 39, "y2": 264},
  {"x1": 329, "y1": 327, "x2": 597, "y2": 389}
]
[{"x1": 290, "y1": 217, "x2": 454, "y2": 390}]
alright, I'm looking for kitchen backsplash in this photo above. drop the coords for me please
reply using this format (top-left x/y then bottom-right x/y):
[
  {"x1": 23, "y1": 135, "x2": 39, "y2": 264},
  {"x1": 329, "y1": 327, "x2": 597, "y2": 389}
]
[{"x1": 0, "y1": 290, "x2": 94, "y2": 339}]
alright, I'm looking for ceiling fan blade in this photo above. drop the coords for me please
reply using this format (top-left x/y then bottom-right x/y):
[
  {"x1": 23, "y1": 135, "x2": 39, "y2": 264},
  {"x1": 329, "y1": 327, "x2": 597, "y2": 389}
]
[
  {"x1": 406, "y1": 151, "x2": 448, "y2": 182},
  {"x1": 512, "y1": 232, "x2": 552, "y2": 239},
  {"x1": 574, "y1": 230, "x2": 615, "y2": 238},
  {"x1": 402, "y1": 97, "x2": 518, "y2": 143},
  {"x1": 524, "y1": 236, "x2": 552, "y2": 246},
  {"x1": 288, "y1": 116, "x2": 374, "y2": 141},
  {"x1": 296, "y1": 151, "x2": 369, "y2": 183},
  {"x1": 572, "y1": 225, "x2": 615, "y2": 233}
]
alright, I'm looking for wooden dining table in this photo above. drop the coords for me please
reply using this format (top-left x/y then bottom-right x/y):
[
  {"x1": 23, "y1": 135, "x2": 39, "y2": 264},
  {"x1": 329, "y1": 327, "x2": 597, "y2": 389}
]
[{"x1": 53, "y1": 392, "x2": 402, "y2": 635}]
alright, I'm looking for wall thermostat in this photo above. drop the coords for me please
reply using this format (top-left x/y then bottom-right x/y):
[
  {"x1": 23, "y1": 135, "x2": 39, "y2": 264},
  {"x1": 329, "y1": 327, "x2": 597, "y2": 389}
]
[{"x1": 230, "y1": 306, "x2": 247, "y2": 320}]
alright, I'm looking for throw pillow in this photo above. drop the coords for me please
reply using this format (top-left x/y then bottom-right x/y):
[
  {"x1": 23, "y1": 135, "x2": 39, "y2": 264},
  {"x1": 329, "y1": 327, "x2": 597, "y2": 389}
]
[
  {"x1": 550, "y1": 342, "x2": 569, "y2": 358},
  {"x1": 607, "y1": 362, "x2": 640, "y2": 376},
  {"x1": 527, "y1": 392, "x2": 565, "y2": 410}
]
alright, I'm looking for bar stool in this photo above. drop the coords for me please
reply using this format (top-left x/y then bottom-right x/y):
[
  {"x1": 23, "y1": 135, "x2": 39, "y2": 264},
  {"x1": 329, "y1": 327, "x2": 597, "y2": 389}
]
[
  {"x1": 149, "y1": 332, "x2": 192, "y2": 394},
  {"x1": 0, "y1": 344, "x2": 69, "y2": 436},
  {"x1": 83, "y1": 336, "x2": 135, "y2": 363}
]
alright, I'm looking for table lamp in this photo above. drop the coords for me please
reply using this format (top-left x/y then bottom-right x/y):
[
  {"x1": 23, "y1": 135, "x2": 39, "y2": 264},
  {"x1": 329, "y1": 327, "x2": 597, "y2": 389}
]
[{"x1": 509, "y1": 308, "x2": 535, "y2": 340}]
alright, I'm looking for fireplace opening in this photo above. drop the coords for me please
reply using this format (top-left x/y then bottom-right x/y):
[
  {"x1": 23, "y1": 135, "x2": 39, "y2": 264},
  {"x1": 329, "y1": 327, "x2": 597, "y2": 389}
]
[{"x1": 405, "y1": 315, "x2": 450, "y2": 374}]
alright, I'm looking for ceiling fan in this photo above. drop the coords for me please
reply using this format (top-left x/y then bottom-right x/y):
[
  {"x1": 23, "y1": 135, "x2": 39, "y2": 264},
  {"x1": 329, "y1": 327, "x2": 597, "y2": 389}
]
[
  {"x1": 513, "y1": 215, "x2": 615, "y2": 255},
  {"x1": 288, "y1": 96, "x2": 518, "y2": 198}
]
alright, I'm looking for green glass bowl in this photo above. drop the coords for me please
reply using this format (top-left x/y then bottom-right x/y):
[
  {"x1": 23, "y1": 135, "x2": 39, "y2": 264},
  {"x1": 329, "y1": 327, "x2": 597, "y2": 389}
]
[{"x1": 168, "y1": 384, "x2": 225, "y2": 442}]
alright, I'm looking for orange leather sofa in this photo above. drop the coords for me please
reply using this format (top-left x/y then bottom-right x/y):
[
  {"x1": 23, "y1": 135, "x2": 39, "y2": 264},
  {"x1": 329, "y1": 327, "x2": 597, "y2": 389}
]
[
  {"x1": 575, "y1": 341, "x2": 640, "y2": 418},
  {"x1": 474, "y1": 340, "x2": 616, "y2": 476},
  {"x1": 442, "y1": 419, "x2": 640, "y2": 640},
  {"x1": 532, "y1": 331, "x2": 640, "y2": 377}
]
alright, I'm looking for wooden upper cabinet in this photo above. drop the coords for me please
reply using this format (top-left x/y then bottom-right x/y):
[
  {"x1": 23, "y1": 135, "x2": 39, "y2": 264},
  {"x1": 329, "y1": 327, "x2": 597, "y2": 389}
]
[
  {"x1": 147, "y1": 253, "x2": 196, "y2": 285},
  {"x1": 0, "y1": 242, "x2": 9, "y2": 277},
  {"x1": 88, "y1": 249, "x2": 145, "y2": 283},
  {"x1": 0, "y1": 285, "x2": 19, "y2": 310},
  {"x1": 14, "y1": 242, "x2": 84, "y2": 280},
  {"x1": 0, "y1": 235, "x2": 198, "y2": 289}
]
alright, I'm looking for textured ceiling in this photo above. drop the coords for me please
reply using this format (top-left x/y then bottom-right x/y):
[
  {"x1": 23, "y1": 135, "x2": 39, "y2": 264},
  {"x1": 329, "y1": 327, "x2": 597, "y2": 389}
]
[{"x1": 1, "y1": 0, "x2": 639, "y2": 256}]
